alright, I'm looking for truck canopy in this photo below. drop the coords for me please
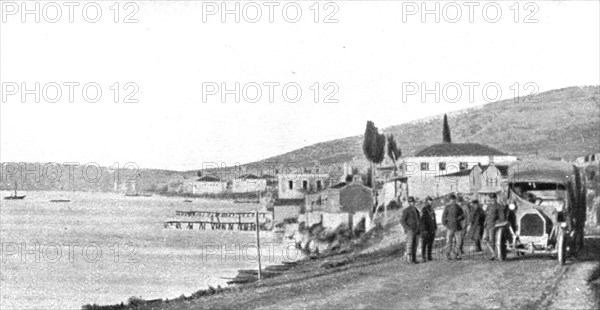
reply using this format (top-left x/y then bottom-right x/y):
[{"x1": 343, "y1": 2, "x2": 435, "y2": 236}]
[{"x1": 508, "y1": 160, "x2": 576, "y2": 184}]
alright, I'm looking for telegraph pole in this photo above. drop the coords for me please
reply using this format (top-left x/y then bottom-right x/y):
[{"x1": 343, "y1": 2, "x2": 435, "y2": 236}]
[{"x1": 255, "y1": 210, "x2": 262, "y2": 280}]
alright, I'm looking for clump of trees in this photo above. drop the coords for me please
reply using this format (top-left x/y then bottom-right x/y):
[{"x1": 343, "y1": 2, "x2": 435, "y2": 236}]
[{"x1": 362, "y1": 121, "x2": 386, "y2": 188}]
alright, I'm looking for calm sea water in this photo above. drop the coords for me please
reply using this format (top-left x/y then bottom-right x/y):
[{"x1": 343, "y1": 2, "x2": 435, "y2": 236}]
[{"x1": 0, "y1": 191, "x2": 300, "y2": 309}]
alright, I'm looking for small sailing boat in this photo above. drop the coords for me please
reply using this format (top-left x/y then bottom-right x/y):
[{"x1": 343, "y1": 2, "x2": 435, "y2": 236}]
[{"x1": 4, "y1": 182, "x2": 26, "y2": 200}]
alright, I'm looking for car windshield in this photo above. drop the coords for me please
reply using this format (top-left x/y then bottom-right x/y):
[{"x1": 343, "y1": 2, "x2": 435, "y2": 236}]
[{"x1": 511, "y1": 182, "x2": 568, "y2": 211}]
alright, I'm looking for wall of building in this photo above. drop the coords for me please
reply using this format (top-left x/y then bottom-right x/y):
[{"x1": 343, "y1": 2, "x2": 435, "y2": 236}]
[
  {"x1": 278, "y1": 173, "x2": 330, "y2": 199},
  {"x1": 184, "y1": 180, "x2": 226, "y2": 194},
  {"x1": 469, "y1": 166, "x2": 483, "y2": 194},
  {"x1": 273, "y1": 205, "x2": 301, "y2": 223},
  {"x1": 379, "y1": 180, "x2": 408, "y2": 208},
  {"x1": 409, "y1": 175, "x2": 471, "y2": 198},
  {"x1": 231, "y1": 179, "x2": 267, "y2": 193},
  {"x1": 403, "y1": 155, "x2": 515, "y2": 198},
  {"x1": 576, "y1": 153, "x2": 600, "y2": 165},
  {"x1": 305, "y1": 189, "x2": 342, "y2": 213},
  {"x1": 297, "y1": 210, "x2": 373, "y2": 234},
  {"x1": 403, "y1": 155, "x2": 516, "y2": 178}
]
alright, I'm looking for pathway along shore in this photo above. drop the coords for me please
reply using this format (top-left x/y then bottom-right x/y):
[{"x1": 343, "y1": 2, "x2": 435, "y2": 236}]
[{"x1": 128, "y1": 234, "x2": 600, "y2": 310}]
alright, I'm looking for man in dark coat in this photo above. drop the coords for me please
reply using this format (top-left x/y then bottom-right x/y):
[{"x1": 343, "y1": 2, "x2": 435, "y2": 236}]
[
  {"x1": 400, "y1": 196, "x2": 421, "y2": 263},
  {"x1": 457, "y1": 195, "x2": 471, "y2": 254},
  {"x1": 420, "y1": 196, "x2": 437, "y2": 261},
  {"x1": 467, "y1": 199, "x2": 485, "y2": 252},
  {"x1": 483, "y1": 193, "x2": 506, "y2": 260},
  {"x1": 442, "y1": 193, "x2": 464, "y2": 260}
]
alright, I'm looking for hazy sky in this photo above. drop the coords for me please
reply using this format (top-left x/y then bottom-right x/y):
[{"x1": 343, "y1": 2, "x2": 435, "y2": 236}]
[{"x1": 1, "y1": 1, "x2": 598, "y2": 170}]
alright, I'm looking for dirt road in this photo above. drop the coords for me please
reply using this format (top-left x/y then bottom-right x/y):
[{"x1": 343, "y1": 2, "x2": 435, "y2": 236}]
[{"x1": 150, "y1": 237, "x2": 599, "y2": 310}]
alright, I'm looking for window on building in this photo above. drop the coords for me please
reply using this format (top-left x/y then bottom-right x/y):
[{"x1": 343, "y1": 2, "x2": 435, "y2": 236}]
[
  {"x1": 439, "y1": 162, "x2": 446, "y2": 171},
  {"x1": 420, "y1": 162, "x2": 429, "y2": 171},
  {"x1": 302, "y1": 180, "x2": 308, "y2": 190},
  {"x1": 288, "y1": 181, "x2": 293, "y2": 190},
  {"x1": 459, "y1": 162, "x2": 468, "y2": 170},
  {"x1": 316, "y1": 180, "x2": 322, "y2": 190}
]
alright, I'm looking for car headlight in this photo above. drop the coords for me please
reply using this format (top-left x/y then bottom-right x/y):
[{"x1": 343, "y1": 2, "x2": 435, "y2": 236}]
[{"x1": 509, "y1": 203, "x2": 516, "y2": 210}]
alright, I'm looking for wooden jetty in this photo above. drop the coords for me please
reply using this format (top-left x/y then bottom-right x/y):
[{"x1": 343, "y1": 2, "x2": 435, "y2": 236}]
[
  {"x1": 165, "y1": 209, "x2": 274, "y2": 231},
  {"x1": 164, "y1": 220, "x2": 272, "y2": 231},
  {"x1": 174, "y1": 210, "x2": 270, "y2": 218}
]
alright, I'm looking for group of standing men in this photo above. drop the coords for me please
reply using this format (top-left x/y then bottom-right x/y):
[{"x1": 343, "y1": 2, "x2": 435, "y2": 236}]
[{"x1": 399, "y1": 192, "x2": 508, "y2": 263}]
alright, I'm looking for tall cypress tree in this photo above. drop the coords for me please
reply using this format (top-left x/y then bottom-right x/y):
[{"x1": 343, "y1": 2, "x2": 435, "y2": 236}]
[
  {"x1": 363, "y1": 121, "x2": 386, "y2": 206},
  {"x1": 387, "y1": 134, "x2": 401, "y2": 164},
  {"x1": 362, "y1": 121, "x2": 378, "y2": 162},
  {"x1": 443, "y1": 114, "x2": 452, "y2": 143},
  {"x1": 374, "y1": 132, "x2": 386, "y2": 164}
]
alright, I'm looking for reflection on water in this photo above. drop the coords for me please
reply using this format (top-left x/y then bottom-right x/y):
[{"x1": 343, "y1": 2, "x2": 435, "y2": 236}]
[{"x1": 0, "y1": 191, "x2": 300, "y2": 309}]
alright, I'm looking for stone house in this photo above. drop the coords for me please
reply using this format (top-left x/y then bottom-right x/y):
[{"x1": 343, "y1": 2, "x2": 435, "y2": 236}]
[
  {"x1": 277, "y1": 172, "x2": 331, "y2": 199},
  {"x1": 300, "y1": 179, "x2": 375, "y2": 234},
  {"x1": 403, "y1": 143, "x2": 517, "y2": 198}
]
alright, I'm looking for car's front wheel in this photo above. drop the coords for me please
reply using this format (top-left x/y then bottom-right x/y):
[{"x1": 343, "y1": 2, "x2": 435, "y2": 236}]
[
  {"x1": 557, "y1": 228, "x2": 567, "y2": 265},
  {"x1": 496, "y1": 227, "x2": 508, "y2": 261}
]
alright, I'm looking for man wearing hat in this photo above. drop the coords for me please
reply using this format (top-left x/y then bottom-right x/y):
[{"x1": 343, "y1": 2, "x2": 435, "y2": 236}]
[
  {"x1": 400, "y1": 196, "x2": 421, "y2": 263},
  {"x1": 420, "y1": 196, "x2": 437, "y2": 261},
  {"x1": 442, "y1": 193, "x2": 464, "y2": 260},
  {"x1": 483, "y1": 192, "x2": 506, "y2": 260}
]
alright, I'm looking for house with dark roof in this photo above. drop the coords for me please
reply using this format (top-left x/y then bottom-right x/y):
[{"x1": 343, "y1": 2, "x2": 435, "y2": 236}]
[
  {"x1": 231, "y1": 174, "x2": 267, "y2": 193},
  {"x1": 402, "y1": 143, "x2": 517, "y2": 197}
]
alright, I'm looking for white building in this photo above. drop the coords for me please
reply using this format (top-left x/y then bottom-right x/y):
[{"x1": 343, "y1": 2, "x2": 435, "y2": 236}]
[
  {"x1": 575, "y1": 152, "x2": 600, "y2": 165},
  {"x1": 185, "y1": 176, "x2": 227, "y2": 194},
  {"x1": 402, "y1": 143, "x2": 517, "y2": 197}
]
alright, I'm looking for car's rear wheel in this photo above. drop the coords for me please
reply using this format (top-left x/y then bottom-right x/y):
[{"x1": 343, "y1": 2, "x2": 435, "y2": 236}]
[{"x1": 496, "y1": 227, "x2": 508, "y2": 261}]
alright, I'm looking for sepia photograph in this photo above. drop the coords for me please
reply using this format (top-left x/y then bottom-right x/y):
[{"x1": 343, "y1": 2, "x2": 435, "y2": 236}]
[{"x1": 1, "y1": 1, "x2": 599, "y2": 309}]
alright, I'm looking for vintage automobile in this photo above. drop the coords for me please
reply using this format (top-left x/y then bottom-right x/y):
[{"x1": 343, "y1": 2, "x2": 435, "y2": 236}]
[{"x1": 494, "y1": 160, "x2": 586, "y2": 264}]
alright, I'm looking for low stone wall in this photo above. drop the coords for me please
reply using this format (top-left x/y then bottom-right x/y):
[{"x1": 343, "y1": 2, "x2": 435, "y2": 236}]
[{"x1": 292, "y1": 211, "x2": 376, "y2": 255}]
